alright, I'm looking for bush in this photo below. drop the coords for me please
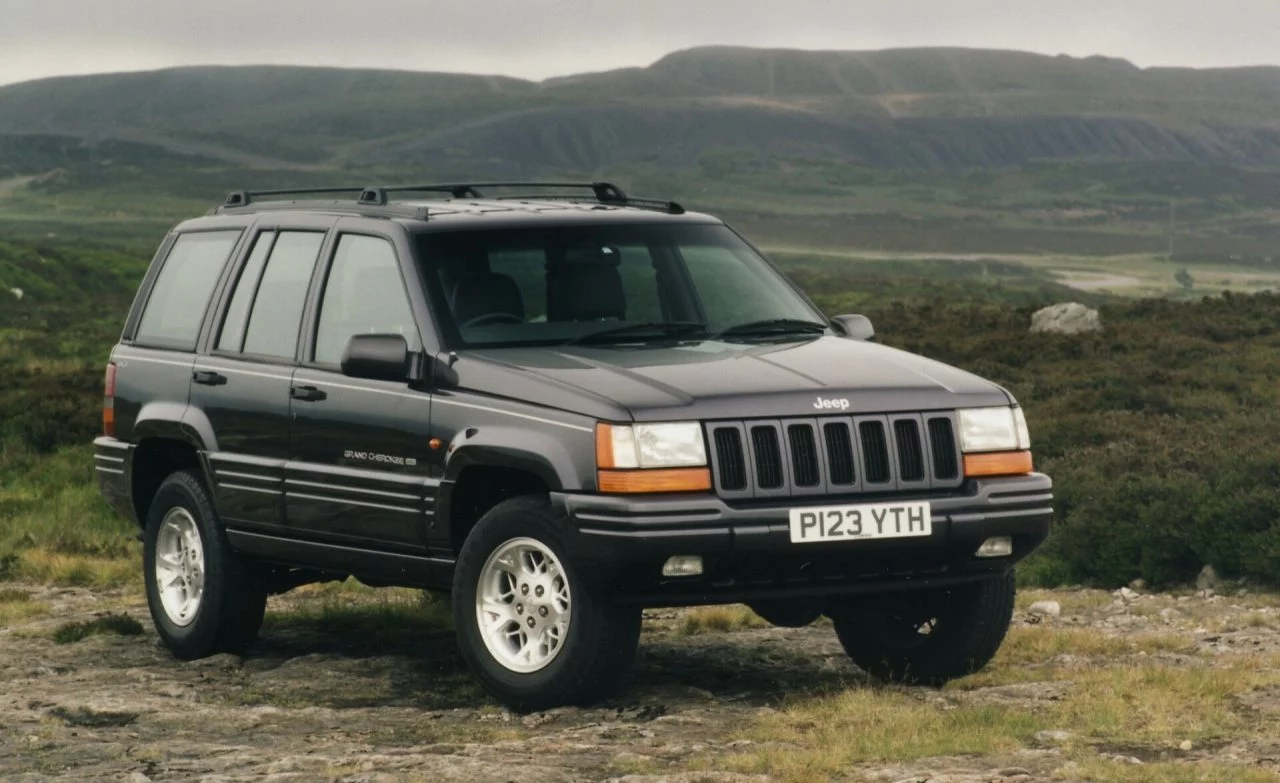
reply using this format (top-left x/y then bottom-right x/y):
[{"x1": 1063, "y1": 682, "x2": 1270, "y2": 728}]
[{"x1": 864, "y1": 292, "x2": 1280, "y2": 587}]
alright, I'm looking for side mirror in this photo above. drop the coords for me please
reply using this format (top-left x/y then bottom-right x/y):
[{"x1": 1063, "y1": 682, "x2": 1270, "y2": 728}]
[
  {"x1": 341, "y1": 334, "x2": 412, "y2": 382},
  {"x1": 830, "y1": 314, "x2": 875, "y2": 341}
]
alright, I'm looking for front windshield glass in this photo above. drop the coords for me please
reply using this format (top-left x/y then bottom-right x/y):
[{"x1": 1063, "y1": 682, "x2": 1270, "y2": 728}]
[{"x1": 417, "y1": 223, "x2": 824, "y2": 348}]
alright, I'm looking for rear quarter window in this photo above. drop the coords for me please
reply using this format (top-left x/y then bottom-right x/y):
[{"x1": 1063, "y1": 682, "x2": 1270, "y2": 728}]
[{"x1": 134, "y1": 230, "x2": 242, "y2": 351}]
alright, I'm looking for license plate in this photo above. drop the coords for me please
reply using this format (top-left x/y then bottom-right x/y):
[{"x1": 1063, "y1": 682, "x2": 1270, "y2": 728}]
[{"x1": 789, "y1": 501, "x2": 932, "y2": 544}]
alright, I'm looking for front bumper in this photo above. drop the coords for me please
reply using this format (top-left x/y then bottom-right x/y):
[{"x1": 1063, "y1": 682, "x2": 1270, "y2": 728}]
[{"x1": 552, "y1": 473, "x2": 1052, "y2": 606}]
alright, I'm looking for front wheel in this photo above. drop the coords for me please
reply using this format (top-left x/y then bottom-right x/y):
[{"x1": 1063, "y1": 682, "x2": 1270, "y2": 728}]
[
  {"x1": 452, "y1": 495, "x2": 641, "y2": 712},
  {"x1": 829, "y1": 571, "x2": 1016, "y2": 685}
]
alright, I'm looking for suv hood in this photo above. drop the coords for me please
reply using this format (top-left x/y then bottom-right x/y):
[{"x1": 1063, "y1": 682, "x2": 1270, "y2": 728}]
[{"x1": 451, "y1": 336, "x2": 1012, "y2": 422}]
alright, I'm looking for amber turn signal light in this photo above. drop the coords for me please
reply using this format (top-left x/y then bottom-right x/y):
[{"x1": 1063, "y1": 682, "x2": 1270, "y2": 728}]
[
  {"x1": 963, "y1": 450, "x2": 1033, "y2": 478},
  {"x1": 596, "y1": 423, "x2": 617, "y2": 469},
  {"x1": 598, "y1": 468, "x2": 712, "y2": 494}
]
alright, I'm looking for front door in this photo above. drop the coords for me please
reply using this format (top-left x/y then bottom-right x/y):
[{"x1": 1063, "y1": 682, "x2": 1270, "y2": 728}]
[
  {"x1": 194, "y1": 224, "x2": 329, "y2": 534},
  {"x1": 286, "y1": 227, "x2": 436, "y2": 552}
]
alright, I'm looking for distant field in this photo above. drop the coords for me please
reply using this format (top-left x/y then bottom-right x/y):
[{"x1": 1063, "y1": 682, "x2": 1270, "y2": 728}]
[{"x1": 768, "y1": 247, "x2": 1280, "y2": 298}]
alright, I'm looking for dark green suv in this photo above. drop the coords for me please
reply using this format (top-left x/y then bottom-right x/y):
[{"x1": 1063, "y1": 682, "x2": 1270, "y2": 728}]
[{"x1": 95, "y1": 182, "x2": 1051, "y2": 711}]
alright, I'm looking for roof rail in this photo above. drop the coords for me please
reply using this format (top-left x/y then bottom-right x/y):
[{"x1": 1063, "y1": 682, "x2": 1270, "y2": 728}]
[
  {"x1": 219, "y1": 180, "x2": 685, "y2": 215},
  {"x1": 451, "y1": 181, "x2": 684, "y2": 214},
  {"x1": 223, "y1": 187, "x2": 370, "y2": 208}
]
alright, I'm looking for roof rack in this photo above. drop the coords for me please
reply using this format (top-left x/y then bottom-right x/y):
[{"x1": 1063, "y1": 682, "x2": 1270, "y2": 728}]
[{"x1": 219, "y1": 181, "x2": 685, "y2": 215}]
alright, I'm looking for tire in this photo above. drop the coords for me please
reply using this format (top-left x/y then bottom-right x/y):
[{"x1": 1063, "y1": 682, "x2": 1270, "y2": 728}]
[
  {"x1": 830, "y1": 571, "x2": 1016, "y2": 685},
  {"x1": 143, "y1": 470, "x2": 267, "y2": 659},
  {"x1": 452, "y1": 495, "x2": 641, "y2": 712}
]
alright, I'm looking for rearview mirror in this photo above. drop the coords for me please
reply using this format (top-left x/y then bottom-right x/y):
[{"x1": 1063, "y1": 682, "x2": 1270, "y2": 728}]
[
  {"x1": 830, "y1": 314, "x2": 875, "y2": 341},
  {"x1": 341, "y1": 334, "x2": 412, "y2": 382}
]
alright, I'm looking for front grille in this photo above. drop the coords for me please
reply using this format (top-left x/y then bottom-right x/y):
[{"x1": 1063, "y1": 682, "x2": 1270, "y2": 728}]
[{"x1": 705, "y1": 412, "x2": 964, "y2": 499}]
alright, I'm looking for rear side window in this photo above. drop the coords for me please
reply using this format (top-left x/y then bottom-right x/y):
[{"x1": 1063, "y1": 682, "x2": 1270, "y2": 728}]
[
  {"x1": 134, "y1": 230, "x2": 241, "y2": 350},
  {"x1": 240, "y1": 232, "x2": 325, "y2": 359},
  {"x1": 314, "y1": 234, "x2": 420, "y2": 366},
  {"x1": 216, "y1": 231, "x2": 274, "y2": 352}
]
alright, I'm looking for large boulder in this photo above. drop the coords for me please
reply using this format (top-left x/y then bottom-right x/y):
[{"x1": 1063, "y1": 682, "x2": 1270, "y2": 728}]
[{"x1": 1030, "y1": 302, "x2": 1101, "y2": 335}]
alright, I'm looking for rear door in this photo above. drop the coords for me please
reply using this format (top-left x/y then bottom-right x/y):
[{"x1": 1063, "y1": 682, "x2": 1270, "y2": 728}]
[
  {"x1": 112, "y1": 227, "x2": 243, "y2": 459},
  {"x1": 286, "y1": 219, "x2": 436, "y2": 552},
  {"x1": 192, "y1": 218, "x2": 331, "y2": 534}
]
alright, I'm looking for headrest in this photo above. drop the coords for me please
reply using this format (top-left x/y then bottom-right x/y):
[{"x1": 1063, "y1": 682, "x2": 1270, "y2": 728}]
[
  {"x1": 551, "y1": 263, "x2": 626, "y2": 321},
  {"x1": 451, "y1": 273, "x2": 525, "y2": 325}
]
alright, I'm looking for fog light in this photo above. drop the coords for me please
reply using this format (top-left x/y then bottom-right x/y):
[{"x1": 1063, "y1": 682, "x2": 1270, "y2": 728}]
[
  {"x1": 976, "y1": 536, "x2": 1013, "y2": 558},
  {"x1": 662, "y1": 555, "x2": 704, "y2": 577}
]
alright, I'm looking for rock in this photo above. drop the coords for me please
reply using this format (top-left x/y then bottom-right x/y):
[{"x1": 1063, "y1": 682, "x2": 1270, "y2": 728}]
[
  {"x1": 1030, "y1": 303, "x2": 1102, "y2": 335},
  {"x1": 192, "y1": 653, "x2": 242, "y2": 670},
  {"x1": 8, "y1": 287, "x2": 22, "y2": 301},
  {"x1": 1129, "y1": 579, "x2": 1146, "y2": 590},
  {"x1": 1036, "y1": 729, "x2": 1072, "y2": 744},
  {"x1": 128, "y1": 773, "x2": 153, "y2": 783},
  {"x1": 1118, "y1": 587, "x2": 1139, "y2": 601},
  {"x1": 1179, "y1": 740, "x2": 1193, "y2": 751},
  {"x1": 1028, "y1": 600, "x2": 1061, "y2": 618},
  {"x1": 1196, "y1": 565, "x2": 1220, "y2": 591}
]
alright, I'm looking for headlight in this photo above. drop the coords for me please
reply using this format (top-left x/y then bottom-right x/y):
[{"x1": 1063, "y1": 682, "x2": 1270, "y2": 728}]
[
  {"x1": 1013, "y1": 407, "x2": 1031, "y2": 450},
  {"x1": 598, "y1": 422, "x2": 707, "y2": 469},
  {"x1": 958, "y1": 407, "x2": 1028, "y2": 453}
]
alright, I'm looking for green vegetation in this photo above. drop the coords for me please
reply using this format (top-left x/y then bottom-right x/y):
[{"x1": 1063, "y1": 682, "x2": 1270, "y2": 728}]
[
  {"x1": 3, "y1": 228, "x2": 1280, "y2": 589},
  {"x1": 51, "y1": 612, "x2": 144, "y2": 644}
]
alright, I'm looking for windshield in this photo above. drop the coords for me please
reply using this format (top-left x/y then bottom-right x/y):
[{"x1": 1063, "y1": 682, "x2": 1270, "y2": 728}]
[{"x1": 416, "y1": 223, "x2": 824, "y2": 348}]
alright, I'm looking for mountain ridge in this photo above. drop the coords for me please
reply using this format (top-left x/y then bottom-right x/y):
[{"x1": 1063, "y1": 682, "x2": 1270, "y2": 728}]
[{"x1": 2, "y1": 46, "x2": 1280, "y2": 173}]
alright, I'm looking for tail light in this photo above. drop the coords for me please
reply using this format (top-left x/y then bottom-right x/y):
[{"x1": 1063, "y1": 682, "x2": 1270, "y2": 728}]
[{"x1": 103, "y1": 363, "x2": 117, "y2": 437}]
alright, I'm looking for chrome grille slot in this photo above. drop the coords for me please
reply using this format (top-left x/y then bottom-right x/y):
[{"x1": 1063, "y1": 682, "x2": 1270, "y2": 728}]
[
  {"x1": 859, "y1": 421, "x2": 891, "y2": 485},
  {"x1": 823, "y1": 422, "x2": 856, "y2": 486},
  {"x1": 713, "y1": 427, "x2": 747, "y2": 491},
  {"x1": 893, "y1": 419, "x2": 925, "y2": 482},
  {"x1": 927, "y1": 416, "x2": 960, "y2": 480},
  {"x1": 787, "y1": 424, "x2": 821, "y2": 487},
  {"x1": 750, "y1": 426, "x2": 784, "y2": 489}
]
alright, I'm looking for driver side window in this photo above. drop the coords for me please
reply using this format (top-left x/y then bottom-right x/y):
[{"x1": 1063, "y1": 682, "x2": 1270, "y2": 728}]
[{"x1": 314, "y1": 235, "x2": 421, "y2": 366}]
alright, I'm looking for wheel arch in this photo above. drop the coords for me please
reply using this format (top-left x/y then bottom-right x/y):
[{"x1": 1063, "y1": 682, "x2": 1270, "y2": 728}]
[
  {"x1": 131, "y1": 437, "x2": 207, "y2": 528},
  {"x1": 440, "y1": 459, "x2": 553, "y2": 554}
]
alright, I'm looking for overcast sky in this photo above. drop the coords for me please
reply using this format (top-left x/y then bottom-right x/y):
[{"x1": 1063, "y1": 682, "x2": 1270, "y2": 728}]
[{"x1": 3, "y1": 0, "x2": 1279, "y2": 87}]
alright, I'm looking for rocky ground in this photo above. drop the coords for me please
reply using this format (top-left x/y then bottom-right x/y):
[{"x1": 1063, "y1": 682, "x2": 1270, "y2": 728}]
[{"x1": 2, "y1": 581, "x2": 1280, "y2": 783}]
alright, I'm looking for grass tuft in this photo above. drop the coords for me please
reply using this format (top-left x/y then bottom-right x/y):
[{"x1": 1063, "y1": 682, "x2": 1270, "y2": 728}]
[
  {"x1": 52, "y1": 612, "x2": 144, "y2": 644},
  {"x1": 720, "y1": 687, "x2": 1040, "y2": 780},
  {"x1": 678, "y1": 605, "x2": 769, "y2": 636}
]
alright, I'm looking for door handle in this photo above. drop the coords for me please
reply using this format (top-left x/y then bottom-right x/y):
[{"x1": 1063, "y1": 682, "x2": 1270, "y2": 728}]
[
  {"x1": 289, "y1": 385, "x2": 327, "y2": 402},
  {"x1": 192, "y1": 370, "x2": 227, "y2": 386}
]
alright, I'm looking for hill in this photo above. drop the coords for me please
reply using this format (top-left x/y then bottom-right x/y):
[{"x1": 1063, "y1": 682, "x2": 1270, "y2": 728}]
[{"x1": 2, "y1": 46, "x2": 1280, "y2": 171}]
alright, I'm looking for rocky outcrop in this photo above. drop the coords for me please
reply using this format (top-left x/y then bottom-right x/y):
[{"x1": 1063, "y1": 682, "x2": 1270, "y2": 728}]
[{"x1": 1030, "y1": 303, "x2": 1102, "y2": 335}]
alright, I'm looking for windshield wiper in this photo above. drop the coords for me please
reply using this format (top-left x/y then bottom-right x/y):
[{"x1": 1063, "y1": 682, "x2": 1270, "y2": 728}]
[
  {"x1": 713, "y1": 318, "x2": 828, "y2": 340},
  {"x1": 564, "y1": 321, "x2": 708, "y2": 346}
]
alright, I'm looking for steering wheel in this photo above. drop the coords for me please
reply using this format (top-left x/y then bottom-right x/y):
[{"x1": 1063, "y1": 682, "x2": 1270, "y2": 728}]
[{"x1": 462, "y1": 312, "x2": 524, "y2": 328}]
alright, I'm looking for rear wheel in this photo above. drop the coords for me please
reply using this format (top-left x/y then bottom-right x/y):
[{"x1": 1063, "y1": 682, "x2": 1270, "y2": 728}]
[
  {"x1": 453, "y1": 495, "x2": 641, "y2": 712},
  {"x1": 143, "y1": 470, "x2": 267, "y2": 659},
  {"x1": 829, "y1": 572, "x2": 1016, "y2": 685}
]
